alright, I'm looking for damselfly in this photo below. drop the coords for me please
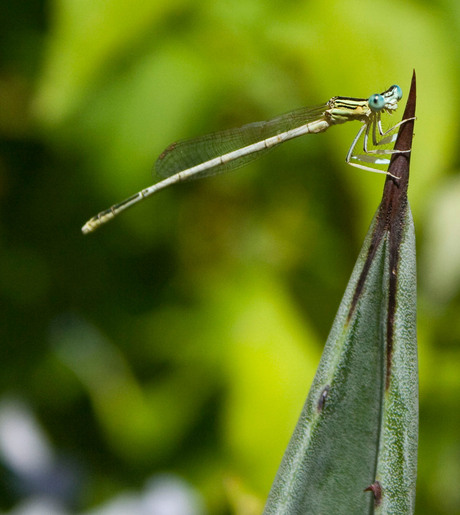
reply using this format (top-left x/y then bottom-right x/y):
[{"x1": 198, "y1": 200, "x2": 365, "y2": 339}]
[{"x1": 82, "y1": 84, "x2": 411, "y2": 234}]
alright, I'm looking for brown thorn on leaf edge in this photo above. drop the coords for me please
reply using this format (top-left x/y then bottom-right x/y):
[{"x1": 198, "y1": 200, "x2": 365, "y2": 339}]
[{"x1": 364, "y1": 480, "x2": 382, "y2": 506}]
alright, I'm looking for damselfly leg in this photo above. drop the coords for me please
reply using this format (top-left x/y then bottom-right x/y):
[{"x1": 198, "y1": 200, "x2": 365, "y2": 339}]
[{"x1": 347, "y1": 116, "x2": 415, "y2": 175}]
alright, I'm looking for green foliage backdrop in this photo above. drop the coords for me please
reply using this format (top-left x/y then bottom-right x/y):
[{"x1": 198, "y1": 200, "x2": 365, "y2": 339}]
[{"x1": 1, "y1": 0, "x2": 460, "y2": 513}]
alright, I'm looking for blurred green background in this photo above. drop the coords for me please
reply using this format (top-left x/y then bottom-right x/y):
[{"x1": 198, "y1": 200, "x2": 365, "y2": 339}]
[{"x1": 1, "y1": 0, "x2": 460, "y2": 513}]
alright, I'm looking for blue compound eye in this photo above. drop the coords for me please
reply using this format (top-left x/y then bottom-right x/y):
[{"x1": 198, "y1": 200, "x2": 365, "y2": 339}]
[
  {"x1": 368, "y1": 93, "x2": 385, "y2": 111},
  {"x1": 390, "y1": 84, "x2": 403, "y2": 101}
]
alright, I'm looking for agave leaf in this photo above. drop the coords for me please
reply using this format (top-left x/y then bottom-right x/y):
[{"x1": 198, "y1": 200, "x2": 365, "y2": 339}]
[{"x1": 264, "y1": 72, "x2": 417, "y2": 514}]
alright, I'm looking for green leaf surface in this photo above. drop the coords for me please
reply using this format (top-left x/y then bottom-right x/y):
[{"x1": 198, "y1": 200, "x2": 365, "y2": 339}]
[{"x1": 264, "y1": 74, "x2": 418, "y2": 514}]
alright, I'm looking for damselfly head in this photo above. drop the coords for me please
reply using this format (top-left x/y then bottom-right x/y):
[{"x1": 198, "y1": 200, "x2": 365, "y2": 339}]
[{"x1": 368, "y1": 84, "x2": 402, "y2": 113}]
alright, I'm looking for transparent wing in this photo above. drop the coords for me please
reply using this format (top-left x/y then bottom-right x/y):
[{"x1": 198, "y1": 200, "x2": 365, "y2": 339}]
[{"x1": 154, "y1": 104, "x2": 328, "y2": 180}]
